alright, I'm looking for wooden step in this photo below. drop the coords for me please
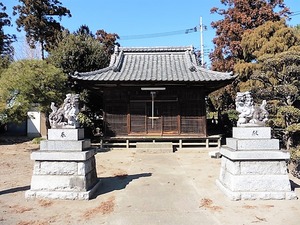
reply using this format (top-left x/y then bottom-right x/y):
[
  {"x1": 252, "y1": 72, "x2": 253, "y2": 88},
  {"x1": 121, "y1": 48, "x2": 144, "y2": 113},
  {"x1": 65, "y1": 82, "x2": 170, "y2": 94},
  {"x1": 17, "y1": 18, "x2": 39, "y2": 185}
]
[{"x1": 135, "y1": 142, "x2": 173, "y2": 153}]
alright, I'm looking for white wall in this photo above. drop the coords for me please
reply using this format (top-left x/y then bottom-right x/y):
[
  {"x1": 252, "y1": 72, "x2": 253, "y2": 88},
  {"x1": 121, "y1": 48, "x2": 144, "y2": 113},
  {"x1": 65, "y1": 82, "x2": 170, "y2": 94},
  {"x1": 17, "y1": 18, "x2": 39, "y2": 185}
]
[{"x1": 27, "y1": 111, "x2": 41, "y2": 137}]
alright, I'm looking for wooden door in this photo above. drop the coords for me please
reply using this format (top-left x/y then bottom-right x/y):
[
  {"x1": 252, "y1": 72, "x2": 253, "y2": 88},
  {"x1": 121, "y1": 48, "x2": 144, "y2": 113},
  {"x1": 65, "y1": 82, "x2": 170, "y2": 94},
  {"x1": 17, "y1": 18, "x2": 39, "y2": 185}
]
[
  {"x1": 130, "y1": 102, "x2": 146, "y2": 134},
  {"x1": 130, "y1": 101, "x2": 179, "y2": 135},
  {"x1": 146, "y1": 102, "x2": 162, "y2": 134},
  {"x1": 162, "y1": 102, "x2": 179, "y2": 134}
]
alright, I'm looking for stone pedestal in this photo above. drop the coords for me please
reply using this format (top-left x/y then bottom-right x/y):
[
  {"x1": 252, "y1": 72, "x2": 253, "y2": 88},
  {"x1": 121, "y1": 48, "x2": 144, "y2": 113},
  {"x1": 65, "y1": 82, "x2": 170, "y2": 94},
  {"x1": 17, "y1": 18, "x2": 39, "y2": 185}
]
[
  {"x1": 25, "y1": 128, "x2": 100, "y2": 200},
  {"x1": 216, "y1": 127, "x2": 297, "y2": 200}
]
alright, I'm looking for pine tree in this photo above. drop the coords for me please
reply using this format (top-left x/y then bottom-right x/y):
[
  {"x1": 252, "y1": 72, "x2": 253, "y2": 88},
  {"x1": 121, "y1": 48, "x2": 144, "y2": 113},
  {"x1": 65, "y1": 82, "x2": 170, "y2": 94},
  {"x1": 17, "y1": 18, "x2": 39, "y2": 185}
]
[
  {"x1": 236, "y1": 20, "x2": 300, "y2": 150},
  {"x1": 13, "y1": 0, "x2": 71, "y2": 59},
  {"x1": 0, "y1": 2, "x2": 16, "y2": 60},
  {"x1": 0, "y1": 60, "x2": 68, "y2": 123},
  {"x1": 48, "y1": 30, "x2": 110, "y2": 74}
]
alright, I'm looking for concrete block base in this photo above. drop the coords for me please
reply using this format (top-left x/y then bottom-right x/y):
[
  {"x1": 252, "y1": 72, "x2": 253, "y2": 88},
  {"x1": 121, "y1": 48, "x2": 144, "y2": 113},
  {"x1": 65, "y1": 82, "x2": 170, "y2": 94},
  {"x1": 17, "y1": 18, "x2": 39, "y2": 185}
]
[
  {"x1": 226, "y1": 138, "x2": 279, "y2": 150},
  {"x1": 40, "y1": 139, "x2": 91, "y2": 151},
  {"x1": 26, "y1": 150, "x2": 99, "y2": 200},
  {"x1": 217, "y1": 126, "x2": 297, "y2": 200},
  {"x1": 25, "y1": 179, "x2": 101, "y2": 200},
  {"x1": 216, "y1": 179, "x2": 297, "y2": 200},
  {"x1": 217, "y1": 153, "x2": 297, "y2": 200},
  {"x1": 26, "y1": 128, "x2": 100, "y2": 200}
]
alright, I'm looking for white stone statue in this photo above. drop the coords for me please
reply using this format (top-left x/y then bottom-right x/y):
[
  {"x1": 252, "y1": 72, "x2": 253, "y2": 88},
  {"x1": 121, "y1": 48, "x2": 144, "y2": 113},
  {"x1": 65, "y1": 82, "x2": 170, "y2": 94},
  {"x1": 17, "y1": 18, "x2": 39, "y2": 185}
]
[
  {"x1": 235, "y1": 91, "x2": 268, "y2": 126},
  {"x1": 49, "y1": 94, "x2": 80, "y2": 128}
]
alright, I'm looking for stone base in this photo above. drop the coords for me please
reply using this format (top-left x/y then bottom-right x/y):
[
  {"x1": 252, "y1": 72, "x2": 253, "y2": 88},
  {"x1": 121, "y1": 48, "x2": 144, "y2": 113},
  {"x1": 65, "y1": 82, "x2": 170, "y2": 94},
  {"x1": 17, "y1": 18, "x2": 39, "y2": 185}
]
[
  {"x1": 216, "y1": 179, "x2": 297, "y2": 200},
  {"x1": 232, "y1": 127, "x2": 271, "y2": 139},
  {"x1": 26, "y1": 149, "x2": 99, "y2": 200},
  {"x1": 25, "y1": 179, "x2": 101, "y2": 200},
  {"x1": 226, "y1": 138, "x2": 279, "y2": 150},
  {"x1": 217, "y1": 148, "x2": 297, "y2": 200},
  {"x1": 217, "y1": 126, "x2": 297, "y2": 200},
  {"x1": 220, "y1": 146, "x2": 290, "y2": 160},
  {"x1": 40, "y1": 139, "x2": 91, "y2": 151},
  {"x1": 48, "y1": 128, "x2": 84, "y2": 141}
]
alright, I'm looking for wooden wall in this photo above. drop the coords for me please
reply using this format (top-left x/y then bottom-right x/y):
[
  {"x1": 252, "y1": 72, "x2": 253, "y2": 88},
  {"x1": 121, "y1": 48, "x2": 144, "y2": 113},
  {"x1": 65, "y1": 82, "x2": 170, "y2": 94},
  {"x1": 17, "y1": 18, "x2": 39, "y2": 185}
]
[{"x1": 103, "y1": 86, "x2": 206, "y2": 137}]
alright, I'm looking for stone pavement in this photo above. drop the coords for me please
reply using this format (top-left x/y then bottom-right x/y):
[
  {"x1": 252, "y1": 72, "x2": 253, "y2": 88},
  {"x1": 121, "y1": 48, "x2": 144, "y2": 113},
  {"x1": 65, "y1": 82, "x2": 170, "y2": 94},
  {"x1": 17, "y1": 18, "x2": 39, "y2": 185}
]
[
  {"x1": 104, "y1": 153, "x2": 219, "y2": 225},
  {"x1": 95, "y1": 150, "x2": 300, "y2": 225}
]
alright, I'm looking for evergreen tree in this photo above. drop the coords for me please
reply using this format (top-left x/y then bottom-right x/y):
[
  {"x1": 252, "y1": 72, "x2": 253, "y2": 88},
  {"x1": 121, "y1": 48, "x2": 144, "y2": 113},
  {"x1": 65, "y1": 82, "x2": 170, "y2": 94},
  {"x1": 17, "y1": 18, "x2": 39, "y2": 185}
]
[
  {"x1": 235, "y1": 19, "x2": 300, "y2": 81},
  {"x1": 48, "y1": 25, "x2": 120, "y2": 74},
  {"x1": 75, "y1": 25, "x2": 93, "y2": 37},
  {"x1": 0, "y1": 2, "x2": 16, "y2": 60},
  {"x1": 237, "y1": 20, "x2": 300, "y2": 150},
  {"x1": 13, "y1": 0, "x2": 71, "y2": 59},
  {"x1": 0, "y1": 60, "x2": 68, "y2": 124},
  {"x1": 210, "y1": 0, "x2": 290, "y2": 72},
  {"x1": 48, "y1": 30, "x2": 110, "y2": 74}
]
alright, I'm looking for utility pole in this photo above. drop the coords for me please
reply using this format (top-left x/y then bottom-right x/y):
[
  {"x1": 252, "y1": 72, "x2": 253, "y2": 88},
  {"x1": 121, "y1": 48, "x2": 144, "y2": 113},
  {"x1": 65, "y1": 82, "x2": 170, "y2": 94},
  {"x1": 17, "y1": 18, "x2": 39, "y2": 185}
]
[{"x1": 200, "y1": 16, "x2": 204, "y2": 67}]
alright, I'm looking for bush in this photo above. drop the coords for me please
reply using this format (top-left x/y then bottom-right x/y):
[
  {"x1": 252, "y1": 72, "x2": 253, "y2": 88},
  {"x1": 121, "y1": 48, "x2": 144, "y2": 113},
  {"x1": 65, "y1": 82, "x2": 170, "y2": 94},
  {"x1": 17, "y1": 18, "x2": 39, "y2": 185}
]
[
  {"x1": 290, "y1": 146, "x2": 300, "y2": 161},
  {"x1": 289, "y1": 146, "x2": 300, "y2": 178}
]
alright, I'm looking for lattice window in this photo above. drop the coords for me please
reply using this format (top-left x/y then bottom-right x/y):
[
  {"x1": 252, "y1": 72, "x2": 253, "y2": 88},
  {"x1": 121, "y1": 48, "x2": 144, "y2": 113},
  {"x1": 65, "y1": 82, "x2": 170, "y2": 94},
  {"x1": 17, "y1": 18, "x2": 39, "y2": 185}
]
[
  {"x1": 180, "y1": 100, "x2": 205, "y2": 135},
  {"x1": 130, "y1": 102, "x2": 146, "y2": 134},
  {"x1": 162, "y1": 102, "x2": 178, "y2": 134},
  {"x1": 105, "y1": 103, "x2": 127, "y2": 136}
]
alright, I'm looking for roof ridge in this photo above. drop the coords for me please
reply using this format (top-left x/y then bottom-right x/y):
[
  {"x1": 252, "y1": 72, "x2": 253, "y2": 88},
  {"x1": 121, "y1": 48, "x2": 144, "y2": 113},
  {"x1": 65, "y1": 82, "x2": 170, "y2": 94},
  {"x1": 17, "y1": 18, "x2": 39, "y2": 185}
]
[
  {"x1": 73, "y1": 66, "x2": 114, "y2": 77},
  {"x1": 118, "y1": 46, "x2": 194, "y2": 53},
  {"x1": 185, "y1": 50, "x2": 196, "y2": 72},
  {"x1": 195, "y1": 66, "x2": 234, "y2": 76},
  {"x1": 112, "y1": 50, "x2": 124, "y2": 72}
]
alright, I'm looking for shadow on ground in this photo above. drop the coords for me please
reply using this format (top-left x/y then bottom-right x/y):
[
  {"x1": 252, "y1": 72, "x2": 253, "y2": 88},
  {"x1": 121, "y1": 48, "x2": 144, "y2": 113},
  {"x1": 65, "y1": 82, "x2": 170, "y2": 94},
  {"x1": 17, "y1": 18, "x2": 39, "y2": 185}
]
[
  {"x1": 93, "y1": 173, "x2": 152, "y2": 198},
  {"x1": 290, "y1": 180, "x2": 300, "y2": 191},
  {"x1": 0, "y1": 185, "x2": 30, "y2": 195},
  {"x1": 0, "y1": 135, "x2": 32, "y2": 145}
]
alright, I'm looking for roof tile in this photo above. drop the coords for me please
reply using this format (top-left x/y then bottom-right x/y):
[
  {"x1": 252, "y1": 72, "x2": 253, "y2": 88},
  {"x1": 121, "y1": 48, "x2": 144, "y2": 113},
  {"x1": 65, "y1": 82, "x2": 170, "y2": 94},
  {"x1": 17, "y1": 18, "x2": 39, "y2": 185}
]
[{"x1": 71, "y1": 46, "x2": 235, "y2": 83}]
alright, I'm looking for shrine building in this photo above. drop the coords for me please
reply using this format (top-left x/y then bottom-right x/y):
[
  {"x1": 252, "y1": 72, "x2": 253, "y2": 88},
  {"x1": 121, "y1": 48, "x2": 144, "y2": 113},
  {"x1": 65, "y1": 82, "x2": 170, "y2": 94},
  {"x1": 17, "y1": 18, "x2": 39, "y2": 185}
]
[{"x1": 70, "y1": 46, "x2": 235, "y2": 149}]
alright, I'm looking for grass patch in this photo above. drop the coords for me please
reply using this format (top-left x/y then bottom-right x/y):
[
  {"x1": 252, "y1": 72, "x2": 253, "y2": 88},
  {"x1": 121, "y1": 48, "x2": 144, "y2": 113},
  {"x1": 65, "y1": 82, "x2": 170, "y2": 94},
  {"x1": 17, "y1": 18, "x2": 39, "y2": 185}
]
[{"x1": 31, "y1": 137, "x2": 45, "y2": 144}]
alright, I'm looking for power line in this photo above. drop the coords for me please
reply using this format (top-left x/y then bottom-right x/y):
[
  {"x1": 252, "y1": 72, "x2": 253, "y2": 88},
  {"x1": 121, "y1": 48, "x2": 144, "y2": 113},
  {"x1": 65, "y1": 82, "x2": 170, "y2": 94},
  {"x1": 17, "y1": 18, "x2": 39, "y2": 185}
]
[
  {"x1": 119, "y1": 26, "x2": 199, "y2": 40},
  {"x1": 290, "y1": 11, "x2": 300, "y2": 16},
  {"x1": 291, "y1": 13, "x2": 300, "y2": 16}
]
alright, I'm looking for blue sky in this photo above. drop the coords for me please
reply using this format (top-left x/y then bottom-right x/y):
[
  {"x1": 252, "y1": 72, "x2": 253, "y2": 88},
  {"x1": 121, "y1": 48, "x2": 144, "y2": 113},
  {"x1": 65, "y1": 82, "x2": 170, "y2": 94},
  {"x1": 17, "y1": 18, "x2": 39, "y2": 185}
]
[{"x1": 3, "y1": 0, "x2": 300, "y2": 64}]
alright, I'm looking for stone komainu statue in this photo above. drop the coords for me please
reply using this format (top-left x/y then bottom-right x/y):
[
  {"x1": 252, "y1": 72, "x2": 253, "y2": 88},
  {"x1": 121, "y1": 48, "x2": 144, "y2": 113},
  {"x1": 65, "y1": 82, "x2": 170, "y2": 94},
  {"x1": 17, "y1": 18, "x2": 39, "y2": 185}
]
[
  {"x1": 49, "y1": 94, "x2": 80, "y2": 128},
  {"x1": 235, "y1": 91, "x2": 268, "y2": 126}
]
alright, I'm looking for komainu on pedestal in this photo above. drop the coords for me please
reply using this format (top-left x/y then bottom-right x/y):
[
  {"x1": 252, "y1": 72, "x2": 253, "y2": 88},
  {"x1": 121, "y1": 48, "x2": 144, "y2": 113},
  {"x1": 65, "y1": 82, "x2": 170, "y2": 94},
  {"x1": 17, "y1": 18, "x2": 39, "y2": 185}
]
[
  {"x1": 26, "y1": 94, "x2": 100, "y2": 200},
  {"x1": 216, "y1": 91, "x2": 297, "y2": 200}
]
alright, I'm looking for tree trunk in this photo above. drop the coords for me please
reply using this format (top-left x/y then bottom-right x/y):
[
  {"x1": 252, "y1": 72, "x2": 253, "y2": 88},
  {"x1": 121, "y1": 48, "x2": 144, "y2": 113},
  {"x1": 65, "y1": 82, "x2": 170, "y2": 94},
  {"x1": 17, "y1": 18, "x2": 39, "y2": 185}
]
[{"x1": 41, "y1": 41, "x2": 45, "y2": 60}]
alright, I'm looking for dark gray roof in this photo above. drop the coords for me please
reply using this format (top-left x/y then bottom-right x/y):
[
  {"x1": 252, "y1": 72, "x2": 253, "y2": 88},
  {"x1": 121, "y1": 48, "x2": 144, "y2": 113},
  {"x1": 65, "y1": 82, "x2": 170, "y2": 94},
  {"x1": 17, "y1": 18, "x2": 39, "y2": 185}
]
[{"x1": 71, "y1": 46, "x2": 234, "y2": 83}]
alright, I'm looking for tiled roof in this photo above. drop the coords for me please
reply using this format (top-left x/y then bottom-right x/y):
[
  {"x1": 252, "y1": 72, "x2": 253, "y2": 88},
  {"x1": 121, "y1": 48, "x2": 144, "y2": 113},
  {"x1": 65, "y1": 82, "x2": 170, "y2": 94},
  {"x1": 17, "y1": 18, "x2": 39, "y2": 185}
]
[{"x1": 71, "y1": 46, "x2": 235, "y2": 83}]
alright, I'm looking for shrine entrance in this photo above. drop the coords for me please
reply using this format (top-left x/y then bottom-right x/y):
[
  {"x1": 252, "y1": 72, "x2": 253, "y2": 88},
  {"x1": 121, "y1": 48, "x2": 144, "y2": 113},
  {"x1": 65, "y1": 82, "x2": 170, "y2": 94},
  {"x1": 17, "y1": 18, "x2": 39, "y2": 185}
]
[
  {"x1": 129, "y1": 99, "x2": 179, "y2": 135},
  {"x1": 103, "y1": 86, "x2": 207, "y2": 137}
]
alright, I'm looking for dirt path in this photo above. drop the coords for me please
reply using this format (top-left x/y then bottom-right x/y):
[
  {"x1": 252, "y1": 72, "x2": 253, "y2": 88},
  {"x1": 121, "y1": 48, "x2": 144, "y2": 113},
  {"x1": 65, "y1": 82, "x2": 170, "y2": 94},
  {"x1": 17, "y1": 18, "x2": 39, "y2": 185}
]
[{"x1": 0, "y1": 138, "x2": 300, "y2": 225}]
